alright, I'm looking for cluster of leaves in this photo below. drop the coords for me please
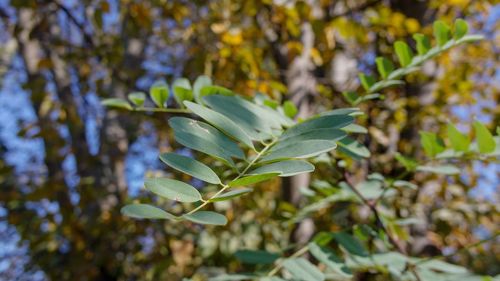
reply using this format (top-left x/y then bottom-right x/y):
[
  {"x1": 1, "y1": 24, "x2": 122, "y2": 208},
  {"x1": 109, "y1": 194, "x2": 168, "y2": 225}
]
[
  {"x1": 344, "y1": 19, "x2": 482, "y2": 105},
  {"x1": 100, "y1": 19, "x2": 499, "y2": 281}
]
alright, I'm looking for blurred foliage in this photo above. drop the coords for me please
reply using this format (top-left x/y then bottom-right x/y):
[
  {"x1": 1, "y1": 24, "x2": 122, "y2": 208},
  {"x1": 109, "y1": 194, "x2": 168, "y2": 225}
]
[{"x1": 0, "y1": 0, "x2": 498, "y2": 280}]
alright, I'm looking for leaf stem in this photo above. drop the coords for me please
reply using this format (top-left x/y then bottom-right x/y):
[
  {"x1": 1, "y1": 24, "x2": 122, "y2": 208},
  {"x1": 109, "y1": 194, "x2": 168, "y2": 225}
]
[
  {"x1": 267, "y1": 245, "x2": 310, "y2": 277},
  {"x1": 186, "y1": 138, "x2": 277, "y2": 215}
]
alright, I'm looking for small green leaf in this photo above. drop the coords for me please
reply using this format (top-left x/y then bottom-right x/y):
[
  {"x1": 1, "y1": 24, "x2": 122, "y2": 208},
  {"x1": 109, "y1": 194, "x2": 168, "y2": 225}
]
[
  {"x1": 184, "y1": 101, "x2": 255, "y2": 149},
  {"x1": 413, "y1": 34, "x2": 431, "y2": 55},
  {"x1": 209, "y1": 188, "x2": 252, "y2": 202},
  {"x1": 308, "y1": 242, "x2": 352, "y2": 277},
  {"x1": 337, "y1": 137, "x2": 371, "y2": 159},
  {"x1": 447, "y1": 123, "x2": 470, "y2": 152},
  {"x1": 283, "y1": 258, "x2": 325, "y2": 281},
  {"x1": 228, "y1": 173, "x2": 279, "y2": 187},
  {"x1": 393, "y1": 180, "x2": 418, "y2": 190},
  {"x1": 283, "y1": 101, "x2": 298, "y2": 118},
  {"x1": 375, "y1": 57, "x2": 394, "y2": 79},
  {"x1": 342, "y1": 124, "x2": 367, "y2": 134},
  {"x1": 281, "y1": 115, "x2": 353, "y2": 140},
  {"x1": 198, "y1": 85, "x2": 234, "y2": 104},
  {"x1": 159, "y1": 153, "x2": 220, "y2": 184},
  {"x1": 234, "y1": 250, "x2": 280, "y2": 264},
  {"x1": 262, "y1": 140, "x2": 337, "y2": 162},
  {"x1": 312, "y1": 232, "x2": 335, "y2": 246},
  {"x1": 183, "y1": 211, "x2": 227, "y2": 225},
  {"x1": 416, "y1": 165, "x2": 460, "y2": 175},
  {"x1": 128, "y1": 92, "x2": 146, "y2": 106},
  {"x1": 359, "y1": 73, "x2": 375, "y2": 91},
  {"x1": 144, "y1": 178, "x2": 202, "y2": 202},
  {"x1": 342, "y1": 91, "x2": 359, "y2": 105},
  {"x1": 172, "y1": 78, "x2": 193, "y2": 106},
  {"x1": 193, "y1": 75, "x2": 212, "y2": 104},
  {"x1": 395, "y1": 153, "x2": 418, "y2": 171},
  {"x1": 394, "y1": 41, "x2": 413, "y2": 67},
  {"x1": 420, "y1": 131, "x2": 445, "y2": 157},
  {"x1": 453, "y1": 19, "x2": 468, "y2": 39},
  {"x1": 332, "y1": 231, "x2": 368, "y2": 256},
  {"x1": 149, "y1": 80, "x2": 169, "y2": 108},
  {"x1": 121, "y1": 204, "x2": 176, "y2": 220},
  {"x1": 101, "y1": 98, "x2": 132, "y2": 110},
  {"x1": 249, "y1": 160, "x2": 315, "y2": 177},
  {"x1": 169, "y1": 117, "x2": 245, "y2": 160},
  {"x1": 433, "y1": 20, "x2": 451, "y2": 47},
  {"x1": 473, "y1": 121, "x2": 496, "y2": 153}
]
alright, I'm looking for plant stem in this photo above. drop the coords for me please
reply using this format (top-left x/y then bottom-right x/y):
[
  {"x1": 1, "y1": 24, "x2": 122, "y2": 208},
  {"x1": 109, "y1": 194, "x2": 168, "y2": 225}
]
[{"x1": 186, "y1": 139, "x2": 277, "y2": 215}]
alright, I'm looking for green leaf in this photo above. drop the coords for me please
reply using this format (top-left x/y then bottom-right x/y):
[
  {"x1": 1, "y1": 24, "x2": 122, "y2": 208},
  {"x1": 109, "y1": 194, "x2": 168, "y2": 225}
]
[
  {"x1": 453, "y1": 19, "x2": 468, "y2": 39},
  {"x1": 308, "y1": 242, "x2": 352, "y2": 277},
  {"x1": 283, "y1": 101, "x2": 298, "y2": 118},
  {"x1": 394, "y1": 41, "x2": 413, "y2": 67},
  {"x1": 209, "y1": 188, "x2": 252, "y2": 202},
  {"x1": 473, "y1": 121, "x2": 496, "y2": 153},
  {"x1": 198, "y1": 85, "x2": 234, "y2": 104},
  {"x1": 375, "y1": 57, "x2": 394, "y2": 79},
  {"x1": 159, "y1": 153, "x2": 220, "y2": 184},
  {"x1": 193, "y1": 75, "x2": 212, "y2": 104},
  {"x1": 121, "y1": 204, "x2": 176, "y2": 220},
  {"x1": 262, "y1": 140, "x2": 337, "y2": 162},
  {"x1": 418, "y1": 260, "x2": 468, "y2": 274},
  {"x1": 184, "y1": 101, "x2": 255, "y2": 149},
  {"x1": 173, "y1": 130, "x2": 236, "y2": 167},
  {"x1": 393, "y1": 180, "x2": 418, "y2": 190},
  {"x1": 172, "y1": 78, "x2": 193, "y2": 106},
  {"x1": 420, "y1": 131, "x2": 445, "y2": 157},
  {"x1": 342, "y1": 124, "x2": 367, "y2": 134},
  {"x1": 281, "y1": 115, "x2": 354, "y2": 140},
  {"x1": 203, "y1": 95, "x2": 273, "y2": 136},
  {"x1": 447, "y1": 123, "x2": 470, "y2": 152},
  {"x1": 359, "y1": 73, "x2": 375, "y2": 91},
  {"x1": 342, "y1": 91, "x2": 359, "y2": 105},
  {"x1": 228, "y1": 173, "x2": 278, "y2": 187},
  {"x1": 208, "y1": 274, "x2": 257, "y2": 281},
  {"x1": 274, "y1": 128, "x2": 346, "y2": 150},
  {"x1": 416, "y1": 165, "x2": 460, "y2": 175},
  {"x1": 169, "y1": 117, "x2": 245, "y2": 160},
  {"x1": 283, "y1": 258, "x2": 325, "y2": 281},
  {"x1": 395, "y1": 152, "x2": 418, "y2": 171},
  {"x1": 249, "y1": 160, "x2": 315, "y2": 177},
  {"x1": 127, "y1": 92, "x2": 146, "y2": 106},
  {"x1": 149, "y1": 80, "x2": 169, "y2": 108},
  {"x1": 101, "y1": 98, "x2": 132, "y2": 110},
  {"x1": 433, "y1": 20, "x2": 451, "y2": 47},
  {"x1": 144, "y1": 178, "x2": 202, "y2": 202},
  {"x1": 234, "y1": 250, "x2": 280, "y2": 264},
  {"x1": 312, "y1": 232, "x2": 335, "y2": 246},
  {"x1": 332, "y1": 231, "x2": 368, "y2": 256},
  {"x1": 183, "y1": 211, "x2": 227, "y2": 225},
  {"x1": 337, "y1": 137, "x2": 371, "y2": 159},
  {"x1": 413, "y1": 33, "x2": 431, "y2": 55},
  {"x1": 369, "y1": 79, "x2": 405, "y2": 93}
]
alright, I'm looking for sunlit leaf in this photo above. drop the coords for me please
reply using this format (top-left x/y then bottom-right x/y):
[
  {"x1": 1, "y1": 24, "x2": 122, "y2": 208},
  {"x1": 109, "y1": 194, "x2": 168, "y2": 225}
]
[
  {"x1": 121, "y1": 204, "x2": 176, "y2": 220},
  {"x1": 228, "y1": 173, "x2": 279, "y2": 187},
  {"x1": 149, "y1": 80, "x2": 169, "y2": 108},
  {"x1": 473, "y1": 121, "x2": 495, "y2": 153},
  {"x1": 420, "y1": 131, "x2": 445, "y2": 157},
  {"x1": 101, "y1": 98, "x2": 132, "y2": 110},
  {"x1": 433, "y1": 20, "x2": 451, "y2": 47},
  {"x1": 193, "y1": 75, "x2": 212, "y2": 104},
  {"x1": 447, "y1": 123, "x2": 470, "y2": 152},
  {"x1": 453, "y1": 19, "x2": 468, "y2": 39},
  {"x1": 375, "y1": 57, "x2": 394, "y2": 79},
  {"x1": 127, "y1": 92, "x2": 146, "y2": 106},
  {"x1": 283, "y1": 101, "x2": 298, "y2": 118},
  {"x1": 413, "y1": 33, "x2": 431, "y2": 55},
  {"x1": 159, "y1": 153, "x2": 221, "y2": 184},
  {"x1": 394, "y1": 41, "x2": 413, "y2": 67},
  {"x1": 359, "y1": 73, "x2": 375, "y2": 91},
  {"x1": 172, "y1": 78, "x2": 193, "y2": 106},
  {"x1": 144, "y1": 178, "x2": 202, "y2": 202}
]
